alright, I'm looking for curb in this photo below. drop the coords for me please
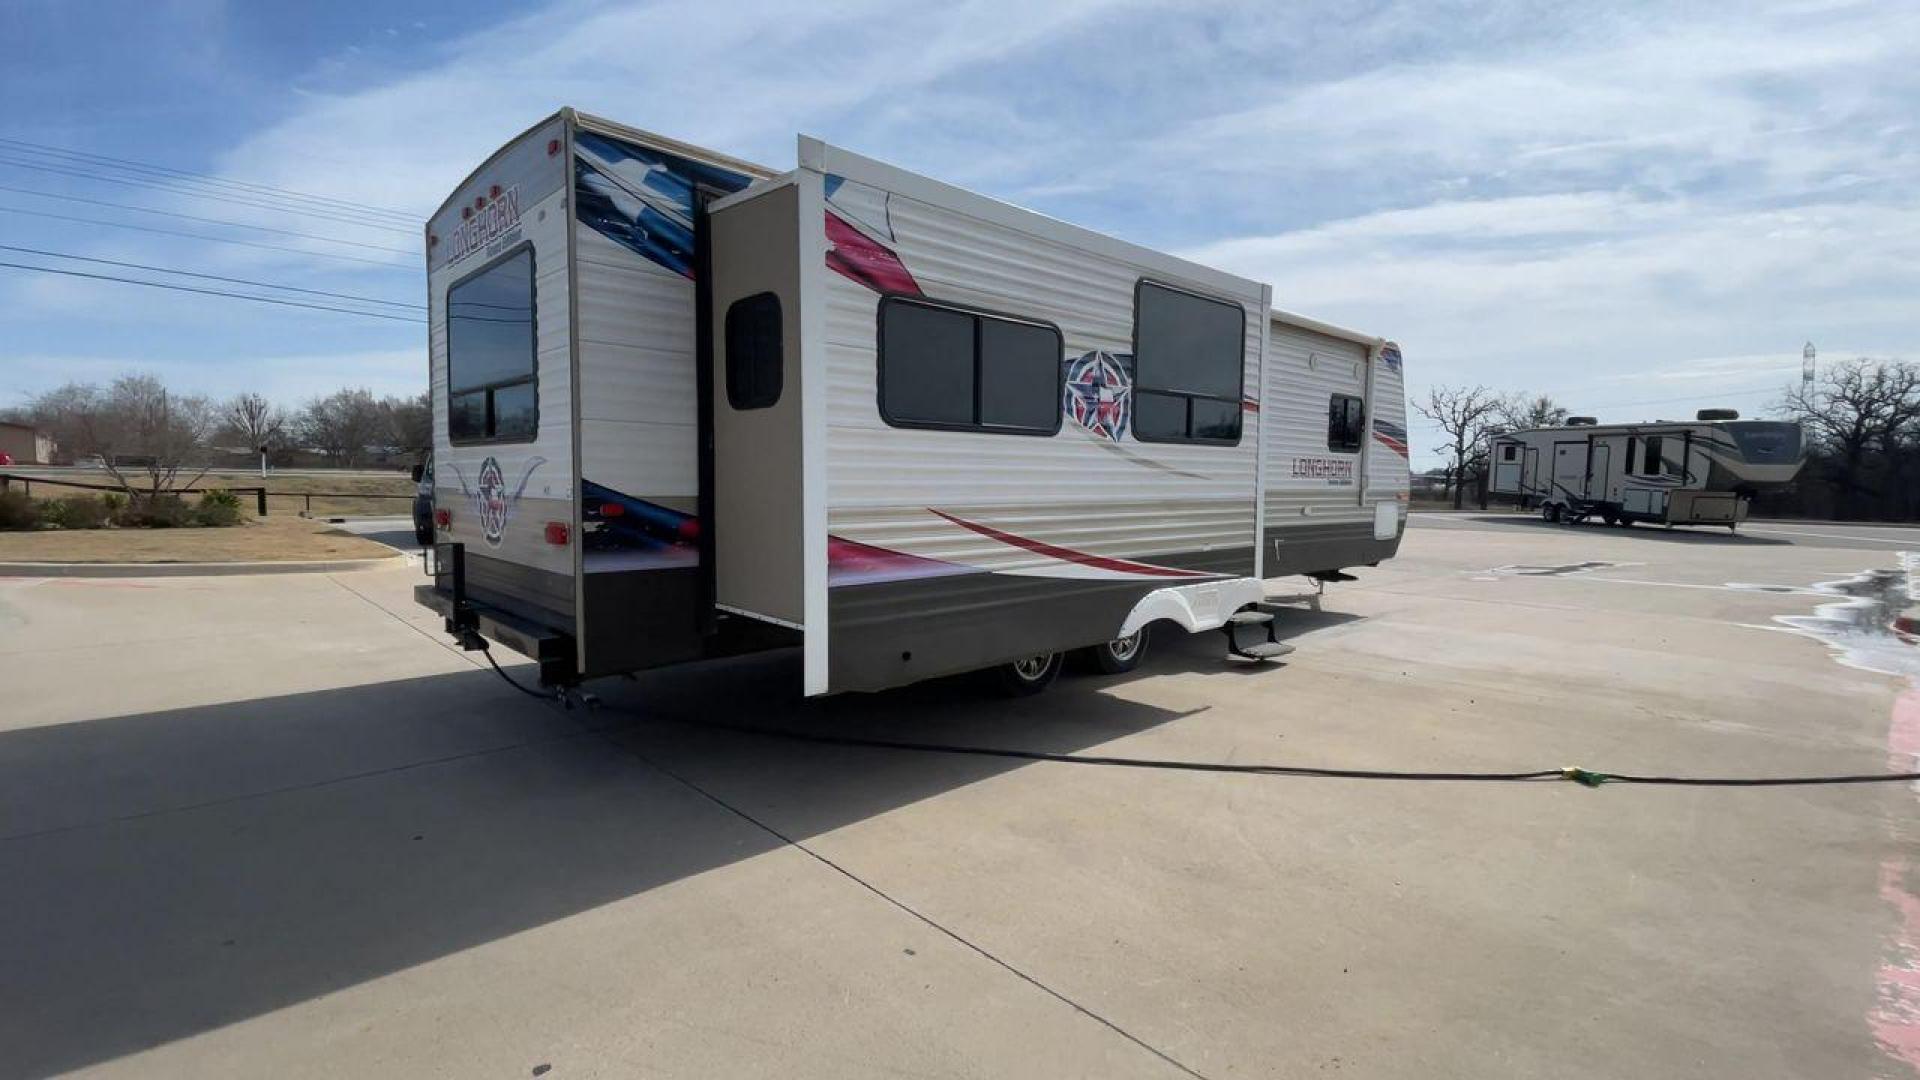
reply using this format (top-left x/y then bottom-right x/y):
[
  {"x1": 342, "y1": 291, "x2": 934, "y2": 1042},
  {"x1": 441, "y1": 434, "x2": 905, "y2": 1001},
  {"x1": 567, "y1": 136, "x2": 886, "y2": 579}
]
[{"x1": 0, "y1": 553, "x2": 411, "y2": 578}]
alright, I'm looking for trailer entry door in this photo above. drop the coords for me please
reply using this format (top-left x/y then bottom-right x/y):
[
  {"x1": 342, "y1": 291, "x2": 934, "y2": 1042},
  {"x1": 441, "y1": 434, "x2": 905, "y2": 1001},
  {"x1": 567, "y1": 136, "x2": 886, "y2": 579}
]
[{"x1": 707, "y1": 183, "x2": 805, "y2": 627}]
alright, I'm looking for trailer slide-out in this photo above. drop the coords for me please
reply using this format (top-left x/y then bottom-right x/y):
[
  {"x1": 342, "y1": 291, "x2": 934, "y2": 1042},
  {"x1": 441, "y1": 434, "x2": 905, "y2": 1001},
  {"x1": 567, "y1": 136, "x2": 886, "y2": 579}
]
[
  {"x1": 414, "y1": 108, "x2": 1411, "y2": 696},
  {"x1": 1489, "y1": 412, "x2": 1805, "y2": 531}
]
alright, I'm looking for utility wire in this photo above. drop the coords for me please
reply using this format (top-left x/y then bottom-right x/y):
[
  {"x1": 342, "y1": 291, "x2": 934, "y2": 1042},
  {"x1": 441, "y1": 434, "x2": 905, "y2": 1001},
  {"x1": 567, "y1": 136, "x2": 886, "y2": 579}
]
[
  {"x1": 0, "y1": 244, "x2": 424, "y2": 310},
  {"x1": 0, "y1": 155, "x2": 416, "y2": 234},
  {"x1": 0, "y1": 135, "x2": 417, "y2": 223},
  {"x1": 1567, "y1": 385, "x2": 1782, "y2": 413},
  {"x1": 0, "y1": 260, "x2": 424, "y2": 323},
  {"x1": 0, "y1": 182, "x2": 419, "y2": 255},
  {"x1": 0, "y1": 205, "x2": 416, "y2": 270}
]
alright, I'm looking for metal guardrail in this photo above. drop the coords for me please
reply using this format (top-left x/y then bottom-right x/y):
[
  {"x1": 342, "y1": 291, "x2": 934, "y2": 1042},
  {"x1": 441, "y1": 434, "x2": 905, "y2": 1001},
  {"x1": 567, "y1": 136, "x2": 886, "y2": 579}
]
[{"x1": 0, "y1": 472, "x2": 416, "y2": 517}]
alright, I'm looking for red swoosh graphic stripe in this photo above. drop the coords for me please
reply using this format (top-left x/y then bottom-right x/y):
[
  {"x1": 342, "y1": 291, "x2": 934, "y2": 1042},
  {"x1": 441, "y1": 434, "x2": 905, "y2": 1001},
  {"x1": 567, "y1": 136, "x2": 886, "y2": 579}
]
[
  {"x1": 1374, "y1": 432, "x2": 1409, "y2": 457},
  {"x1": 825, "y1": 211, "x2": 921, "y2": 295},
  {"x1": 928, "y1": 508, "x2": 1213, "y2": 579}
]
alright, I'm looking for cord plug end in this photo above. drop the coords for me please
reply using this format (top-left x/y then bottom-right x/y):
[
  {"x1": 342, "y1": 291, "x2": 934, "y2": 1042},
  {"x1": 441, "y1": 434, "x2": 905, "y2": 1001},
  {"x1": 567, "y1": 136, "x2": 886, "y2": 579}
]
[{"x1": 1562, "y1": 766, "x2": 1609, "y2": 787}]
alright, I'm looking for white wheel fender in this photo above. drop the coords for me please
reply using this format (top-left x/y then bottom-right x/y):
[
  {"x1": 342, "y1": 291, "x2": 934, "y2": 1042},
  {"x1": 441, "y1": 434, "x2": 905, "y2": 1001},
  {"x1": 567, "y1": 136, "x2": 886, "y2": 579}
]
[{"x1": 1117, "y1": 578, "x2": 1266, "y2": 638}]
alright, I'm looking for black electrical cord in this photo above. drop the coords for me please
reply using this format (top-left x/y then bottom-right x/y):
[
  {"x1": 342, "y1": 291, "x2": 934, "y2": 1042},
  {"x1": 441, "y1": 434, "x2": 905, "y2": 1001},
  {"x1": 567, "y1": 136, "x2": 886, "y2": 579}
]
[
  {"x1": 479, "y1": 643, "x2": 552, "y2": 701},
  {"x1": 475, "y1": 660, "x2": 1920, "y2": 788},
  {"x1": 635, "y1": 715, "x2": 1571, "y2": 782}
]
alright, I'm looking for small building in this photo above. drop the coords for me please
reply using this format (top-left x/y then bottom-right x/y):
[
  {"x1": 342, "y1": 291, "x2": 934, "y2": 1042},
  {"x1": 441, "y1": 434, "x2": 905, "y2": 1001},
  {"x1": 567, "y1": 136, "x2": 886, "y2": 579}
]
[{"x1": 0, "y1": 421, "x2": 54, "y2": 465}]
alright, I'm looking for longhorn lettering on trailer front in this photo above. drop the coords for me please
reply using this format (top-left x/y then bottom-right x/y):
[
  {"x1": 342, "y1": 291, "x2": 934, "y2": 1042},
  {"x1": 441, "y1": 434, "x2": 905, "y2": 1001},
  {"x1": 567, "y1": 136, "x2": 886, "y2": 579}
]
[
  {"x1": 447, "y1": 185, "x2": 523, "y2": 264},
  {"x1": 1292, "y1": 457, "x2": 1357, "y2": 485}
]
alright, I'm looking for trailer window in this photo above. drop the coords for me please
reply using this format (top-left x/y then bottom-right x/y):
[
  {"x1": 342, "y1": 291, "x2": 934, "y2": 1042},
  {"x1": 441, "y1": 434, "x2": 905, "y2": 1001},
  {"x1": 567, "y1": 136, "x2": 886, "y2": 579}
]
[
  {"x1": 1501, "y1": 444, "x2": 1518, "y2": 462},
  {"x1": 879, "y1": 297, "x2": 1062, "y2": 436},
  {"x1": 725, "y1": 292, "x2": 783, "y2": 410},
  {"x1": 1327, "y1": 393, "x2": 1365, "y2": 452},
  {"x1": 1641, "y1": 435, "x2": 1664, "y2": 475},
  {"x1": 446, "y1": 247, "x2": 537, "y2": 443},
  {"x1": 1131, "y1": 280, "x2": 1244, "y2": 444}
]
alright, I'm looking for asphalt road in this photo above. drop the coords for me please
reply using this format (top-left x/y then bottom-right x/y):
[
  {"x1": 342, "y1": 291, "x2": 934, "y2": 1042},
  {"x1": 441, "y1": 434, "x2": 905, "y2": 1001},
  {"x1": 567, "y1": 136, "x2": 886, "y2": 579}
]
[{"x1": 1, "y1": 521, "x2": 1915, "y2": 1078}]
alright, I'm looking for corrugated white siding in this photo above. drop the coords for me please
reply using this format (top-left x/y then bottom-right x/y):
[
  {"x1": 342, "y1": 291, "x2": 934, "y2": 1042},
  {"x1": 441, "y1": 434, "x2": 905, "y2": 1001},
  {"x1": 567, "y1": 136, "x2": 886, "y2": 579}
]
[
  {"x1": 1367, "y1": 345, "x2": 1411, "y2": 503},
  {"x1": 574, "y1": 227, "x2": 700, "y2": 505},
  {"x1": 820, "y1": 187, "x2": 1263, "y2": 572},
  {"x1": 1262, "y1": 320, "x2": 1370, "y2": 531},
  {"x1": 426, "y1": 119, "x2": 573, "y2": 581}
]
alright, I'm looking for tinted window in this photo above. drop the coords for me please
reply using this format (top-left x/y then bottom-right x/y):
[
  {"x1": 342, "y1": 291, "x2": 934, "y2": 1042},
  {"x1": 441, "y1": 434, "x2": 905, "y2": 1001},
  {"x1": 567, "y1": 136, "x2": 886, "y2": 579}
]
[
  {"x1": 1132, "y1": 391, "x2": 1188, "y2": 442},
  {"x1": 725, "y1": 292, "x2": 783, "y2": 410},
  {"x1": 1191, "y1": 398, "x2": 1242, "y2": 442},
  {"x1": 449, "y1": 390, "x2": 487, "y2": 442},
  {"x1": 879, "y1": 298, "x2": 1061, "y2": 436},
  {"x1": 1643, "y1": 435, "x2": 1664, "y2": 474},
  {"x1": 446, "y1": 247, "x2": 536, "y2": 443},
  {"x1": 881, "y1": 301, "x2": 973, "y2": 427},
  {"x1": 1501, "y1": 444, "x2": 1518, "y2": 462},
  {"x1": 1328, "y1": 393, "x2": 1365, "y2": 452},
  {"x1": 492, "y1": 382, "x2": 538, "y2": 441},
  {"x1": 978, "y1": 319, "x2": 1060, "y2": 430},
  {"x1": 1132, "y1": 281, "x2": 1244, "y2": 443}
]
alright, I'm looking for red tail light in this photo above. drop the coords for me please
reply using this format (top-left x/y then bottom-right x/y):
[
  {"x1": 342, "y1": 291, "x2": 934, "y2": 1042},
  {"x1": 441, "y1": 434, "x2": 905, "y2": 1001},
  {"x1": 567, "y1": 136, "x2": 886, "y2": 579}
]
[
  {"x1": 544, "y1": 522, "x2": 571, "y2": 545},
  {"x1": 433, "y1": 508, "x2": 451, "y2": 528},
  {"x1": 547, "y1": 138, "x2": 561, "y2": 156},
  {"x1": 596, "y1": 502, "x2": 624, "y2": 518}
]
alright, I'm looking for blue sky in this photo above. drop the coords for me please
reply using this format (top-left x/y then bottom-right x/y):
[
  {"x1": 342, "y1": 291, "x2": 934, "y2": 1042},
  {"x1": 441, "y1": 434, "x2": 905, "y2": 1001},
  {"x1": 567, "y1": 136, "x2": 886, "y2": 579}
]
[{"x1": 2, "y1": 0, "x2": 1916, "y2": 466}]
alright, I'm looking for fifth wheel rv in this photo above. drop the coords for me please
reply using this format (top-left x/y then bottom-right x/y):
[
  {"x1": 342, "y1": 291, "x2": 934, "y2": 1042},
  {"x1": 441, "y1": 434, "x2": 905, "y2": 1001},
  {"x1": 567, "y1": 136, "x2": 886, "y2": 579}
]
[
  {"x1": 415, "y1": 108, "x2": 1410, "y2": 697},
  {"x1": 1488, "y1": 411, "x2": 1806, "y2": 531}
]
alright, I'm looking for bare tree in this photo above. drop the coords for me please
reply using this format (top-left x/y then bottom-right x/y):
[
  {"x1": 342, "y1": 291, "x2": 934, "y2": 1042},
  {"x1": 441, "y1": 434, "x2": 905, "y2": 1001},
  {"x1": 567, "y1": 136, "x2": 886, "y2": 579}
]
[
  {"x1": 69, "y1": 376, "x2": 218, "y2": 499},
  {"x1": 296, "y1": 388, "x2": 385, "y2": 467},
  {"x1": 1414, "y1": 384, "x2": 1505, "y2": 508},
  {"x1": 1497, "y1": 392, "x2": 1568, "y2": 432},
  {"x1": 1780, "y1": 358, "x2": 1920, "y2": 517},
  {"x1": 380, "y1": 392, "x2": 431, "y2": 459},
  {"x1": 222, "y1": 392, "x2": 286, "y2": 455},
  {"x1": 5, "y1": 382, "x2": 101, "y2": 463}
]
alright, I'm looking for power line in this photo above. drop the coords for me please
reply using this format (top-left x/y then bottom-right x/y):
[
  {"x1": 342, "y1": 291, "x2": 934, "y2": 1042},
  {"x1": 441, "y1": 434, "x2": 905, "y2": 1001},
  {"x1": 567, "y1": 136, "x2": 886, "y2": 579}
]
[
  {"x1": 0, "y1": 244, "x2": 424, "y2": 310},
  {"x1": 0, "y1": 260, "x2": 424, "y2": 324},
  {"x1": 1576, "y1": 385, "x2": 1783, "y2": 412},
  {"x1": 0, "y1": 155, "x2": 416, "y2": 234},
  {"x1": 0, "y1": 183, "x2": 418, "y2": 256},
  {"x1": 0, "y1": 205, "x2": 416, "y2": 270},
  {"x1": 0, "y1": 135, "x2": 418, "y2": 223}
]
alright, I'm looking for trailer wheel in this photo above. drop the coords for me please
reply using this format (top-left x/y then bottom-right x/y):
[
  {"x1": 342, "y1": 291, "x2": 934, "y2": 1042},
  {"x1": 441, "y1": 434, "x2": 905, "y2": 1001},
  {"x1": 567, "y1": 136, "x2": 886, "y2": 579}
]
[
  {"x1": 990, "y1": 651, "x2": 1062, "y2": 696},
  {"x1": 1077, "y1": 626, "x2": 1151, "y2": 675},
  {"x1": 1541, "y1": 502, "x2": 1562, "y2": 523},
  {"x1": 1601, "y1": 511, "x2": 1619, "y2": 527}
]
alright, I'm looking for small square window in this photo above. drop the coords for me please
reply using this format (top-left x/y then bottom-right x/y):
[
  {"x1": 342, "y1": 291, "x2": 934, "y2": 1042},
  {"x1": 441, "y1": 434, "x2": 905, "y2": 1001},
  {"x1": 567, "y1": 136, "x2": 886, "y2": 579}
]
[{"x1": 725, "y1": 292, "x2": 784, "y2": 410}]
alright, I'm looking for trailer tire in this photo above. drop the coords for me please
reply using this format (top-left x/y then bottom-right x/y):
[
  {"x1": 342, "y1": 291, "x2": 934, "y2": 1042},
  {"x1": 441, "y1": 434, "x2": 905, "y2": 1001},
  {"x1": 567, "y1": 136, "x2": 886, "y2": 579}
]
[
  {"x1": 1077, "y1": 626, "x2": 1151, "y2": 675},
  {"x1": 1601, "y1": 511, "x2": 1619, "y2": 527},
  {"x1": 990, "y1": 651, "x2": 1062, "y2": 696},
  {"x1": 1541, "y1": 502, "x2": 1562, "y2": 523}
]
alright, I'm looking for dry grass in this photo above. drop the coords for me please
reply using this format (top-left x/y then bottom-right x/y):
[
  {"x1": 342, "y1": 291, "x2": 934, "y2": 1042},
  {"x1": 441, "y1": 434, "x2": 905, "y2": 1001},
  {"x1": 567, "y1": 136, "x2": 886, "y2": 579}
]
[
  {"x1": 0, "y1": 516, "x2": 398, "y2": 564},
  {"x1": 5, "y1": 469, "x2": 417, "y2": 518}
]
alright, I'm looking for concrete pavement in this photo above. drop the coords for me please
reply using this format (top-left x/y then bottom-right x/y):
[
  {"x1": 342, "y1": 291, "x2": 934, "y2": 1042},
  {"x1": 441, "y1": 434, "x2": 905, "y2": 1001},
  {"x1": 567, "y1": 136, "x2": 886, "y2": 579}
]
[{"x1": 1, "y1": 519, "x2": 1915, "y2": 1078}]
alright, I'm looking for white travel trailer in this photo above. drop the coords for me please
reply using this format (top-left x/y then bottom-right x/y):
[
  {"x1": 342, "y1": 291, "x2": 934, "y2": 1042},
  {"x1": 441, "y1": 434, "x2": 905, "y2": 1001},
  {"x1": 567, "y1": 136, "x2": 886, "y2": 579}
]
[
  {"x1": 1488, "y1": 411, "x2": 1805, "y2": 530},
  {"x1": 415, "y1": 109, "x2": 1409, "y2": 696}
]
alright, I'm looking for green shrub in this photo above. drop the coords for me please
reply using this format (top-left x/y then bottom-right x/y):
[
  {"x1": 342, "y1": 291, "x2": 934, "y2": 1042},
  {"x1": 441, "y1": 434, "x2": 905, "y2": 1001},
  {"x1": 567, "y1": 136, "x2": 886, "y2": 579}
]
[
  {"x1": 193, "y1": 489, "x2": 243, "y2": 527},
  {"x1": 41, "y1": 495, "x2": 114, "y2": 530},
  {"x1": 121, "y1": 494, "x2": 190, "y2": 528},
  {"x1": 0, "y1": 489, "x2": 38, "y2": 530}
]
